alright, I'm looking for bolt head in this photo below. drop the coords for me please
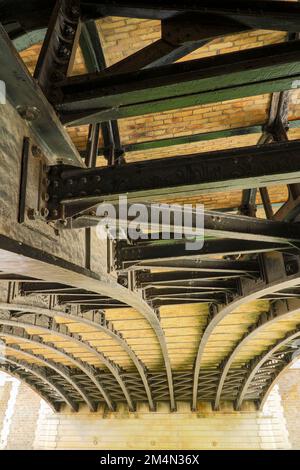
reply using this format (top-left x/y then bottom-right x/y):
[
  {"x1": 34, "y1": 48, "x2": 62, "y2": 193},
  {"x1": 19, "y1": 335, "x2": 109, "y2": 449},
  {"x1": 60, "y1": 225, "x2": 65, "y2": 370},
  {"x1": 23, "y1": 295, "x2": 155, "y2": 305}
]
[{"x1": 17, "y1": 105, "x2": 40, "y2": 122}]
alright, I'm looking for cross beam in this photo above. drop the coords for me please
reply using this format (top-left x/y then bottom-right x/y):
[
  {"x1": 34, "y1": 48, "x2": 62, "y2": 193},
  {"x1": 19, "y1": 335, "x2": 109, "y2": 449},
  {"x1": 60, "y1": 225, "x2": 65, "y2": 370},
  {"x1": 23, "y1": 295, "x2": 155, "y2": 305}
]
[
  {"x1": 57, "y1": 40, "x2": 300, "y2": 125},
  {"x1": 76, "y1": 1, "x2": 300, "y2": 32},
  {"x1": 46, "y1": 141, "x2": 300, "y2": 217}
]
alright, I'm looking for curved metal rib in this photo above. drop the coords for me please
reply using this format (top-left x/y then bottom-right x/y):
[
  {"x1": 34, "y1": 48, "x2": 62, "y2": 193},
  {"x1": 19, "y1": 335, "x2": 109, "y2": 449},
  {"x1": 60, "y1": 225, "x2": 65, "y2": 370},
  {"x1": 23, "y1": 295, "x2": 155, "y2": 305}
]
[
  {"x1": 236, "y1": 327, "x2": 300, "y2": 410},
  {"x1": 0, "y1": 324, "x2": 103, "y2": 410},
  {"x1": 1, "y1": 356, "x2": 77, "y2": 410},
  {"x1": 214, "y1": 298, "x2": 300, "y2": 410},
  {"x1": 0, "y1": 234, "x2": 174, "y2": 409},
  {"x1": 259, "y1": 353, "x2": 300, "y2": 410},
  {"x1": 0, "y1": 302, "x2": 154, "y2": 410},
  {"x1": 0, "y1": 323, "x2": 115, "y2": 410},
  {"x1": 0, "y1": 311, "x2": 134, "y2": 410},
  {"x1": 2, "y1": 341, "x2": 96, "y2": 411},
  {"x1": 0, "y1": 362, "x2": 61, "y2": 412},
  {"x1": 192, "y1": 254, "x2": 300, "y2": 410}
]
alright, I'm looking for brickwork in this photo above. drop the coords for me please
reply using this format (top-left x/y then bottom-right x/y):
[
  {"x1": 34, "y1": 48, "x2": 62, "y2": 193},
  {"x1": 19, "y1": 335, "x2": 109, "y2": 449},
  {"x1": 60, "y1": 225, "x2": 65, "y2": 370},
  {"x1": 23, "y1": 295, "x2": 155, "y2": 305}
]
[
  {"x1": 277, "y1": 368, "x2": 300, "y2": 450},
  {"x1": 0, "y1": 377, "x2": 12, "y2": 447},
  {"x1": 6, "y1": 380, "x2": 41, "y2": 450}
]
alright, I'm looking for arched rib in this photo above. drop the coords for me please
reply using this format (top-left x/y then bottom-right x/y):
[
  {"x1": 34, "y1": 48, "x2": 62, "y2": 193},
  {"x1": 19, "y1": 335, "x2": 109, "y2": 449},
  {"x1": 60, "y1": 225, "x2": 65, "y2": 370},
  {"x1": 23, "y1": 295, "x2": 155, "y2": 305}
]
[
  {"x1": 236, "y1": 327, "x2": 300, "y2": 410},
  {"x1": 1, "y1": 356, "x2": 77, "y2": 411},
  {"x1": 259, "y1": 354, "x2": 300, "y2": 410},
  {"x1": 2, "y1": 341, "x2": 96, "y2": 411},
  {"x1": 214, "y1": 298, "x2": 300, "y2": 409},
  {"x1": 0, "y1": 323, "x2": 113, "y2": 410},
  {"x1": 0, "y1": 362, "x2": 61, "y2": 412},
  {"x1": 0, "y1": 302, "x2": 154, "y2": 410},
  {"x1": 0, "y1": 312, "x2": 134, "y2": 410},
  {"x1": 0, "y1": 235, "x2": 174, "y2": 409},
  {"x1": 192, "y1": 256, "x2": 300, "y2": 410}
]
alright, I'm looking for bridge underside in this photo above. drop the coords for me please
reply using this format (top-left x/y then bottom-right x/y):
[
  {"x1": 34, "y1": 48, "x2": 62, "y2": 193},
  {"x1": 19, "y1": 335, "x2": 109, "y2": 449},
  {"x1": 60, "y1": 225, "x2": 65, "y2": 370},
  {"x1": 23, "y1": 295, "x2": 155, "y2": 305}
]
[{"x1": 1, "y1": 0, "x2": 300, "y2": 413}]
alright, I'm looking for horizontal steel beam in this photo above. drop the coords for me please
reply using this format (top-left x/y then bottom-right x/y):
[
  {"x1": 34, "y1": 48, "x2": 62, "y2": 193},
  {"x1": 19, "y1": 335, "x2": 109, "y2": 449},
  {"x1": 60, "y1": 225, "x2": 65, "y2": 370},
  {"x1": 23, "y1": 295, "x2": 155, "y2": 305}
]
[
  {"x1": 47, "y1": 141, "x2": 300, "y2": 213},
  {"x1": 64, "y1": 209, "x2": 300, "y2": 244},
  {"x1": 133, "y1": 259, "x2": 260, "y2": 274},
  {"x1": 58, "y1": 40, "x2": 300, "y2": 125},
  {"x1": 75, "y1": 1, "x2": 300, "y2": 31},
  {"x1": 3, "y1": 1, "x2": 300, "y2": 33},
  {"x1": 117, "y1": 240, "x2": 287, "y2": 269}
]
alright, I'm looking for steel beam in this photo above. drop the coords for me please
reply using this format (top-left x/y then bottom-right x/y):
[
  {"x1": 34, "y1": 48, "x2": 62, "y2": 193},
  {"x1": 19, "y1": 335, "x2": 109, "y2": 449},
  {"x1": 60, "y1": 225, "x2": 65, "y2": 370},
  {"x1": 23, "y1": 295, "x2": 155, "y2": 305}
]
[
  {"x1": 214, "y1": 298, "x2": 300, "y2": 410},
  {"x1": 77, "y1": 1, "x2": 300, "y2": 31},
  {"x1": 235, "y1": 327, "x2": 300, "y2": 410},
  {"x1": 259, "y1": 353, "x2": 299, "y2": 410},
  {"x1": 117, "y1": 240, "x2": 287, "y2": 270},
  {"x1": 3, "y1": 355, "x2": 79, "y2": 411},
  {"x1": 133, "y1": 259, "x2": 260, "y2": 274},
  {"x1": 0, "y1": 362, "x2": 61, "y2": 412},
  {"x1": 34, "y1": 0, "x2": 81, "y2": 102},
  {"x1": 0, "y1": 319, "x2": 115, "y2": 410},
  {"x1": 0, "y1": 313, "x2": 135, "y2": 410},
  {"x1": 0, "y1": 24, "x2": 83, "y2": 167},
  {"x1": 47, "y1": 141, "x2": 300, "y2": 213},
  {"x1": 0, "y1": 233, "x2": 175, "y2": 410},
  {"x1": 93, "y1": 14, "x2": 248, "y2": 75},
  {"x1": 192, "y1": 253, "x2": 300, "y2": 410},
  {"x1": 58, "y1": 41, "x2": 300, "y2": 125},
  {"x1": 0, "y1": 301, "x2": 155, "y2": 410},
  {"x1": 80, "y1": 21, "x2": 123, "y2": 166},
  {"x1": 57, "y1": 208, "x2": 300, "y2": 245},
  {"x1": 136, "y1": 268, "x2": 256, "y2": 287},
  {"x1": 3, "y1": 342, "x2": 97, "y2": 411},
  {"x1": 3, "y1": 1, "x2": 300, "y2": 32}
]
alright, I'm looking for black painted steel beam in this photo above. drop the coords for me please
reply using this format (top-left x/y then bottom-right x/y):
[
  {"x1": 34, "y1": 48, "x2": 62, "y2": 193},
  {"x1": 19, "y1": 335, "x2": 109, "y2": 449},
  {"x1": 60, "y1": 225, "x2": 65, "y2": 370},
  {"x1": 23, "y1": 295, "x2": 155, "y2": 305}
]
[
  {"x1": 3, "y1": 1, "x2": 300, "y2": 34},
  {"x1": 57, "y1": 40, "x2": 300, "y2": 125},
  {"x1": 134, "y1": 260, "x2": 260, "y2": 274},
  {"x1": 77, "y1": 1, "x2": 300, "y2": 31},
  {"x1": 47, "y1": 141, "x2": 300, "y2": 215},
  {"x1": 117, "y1": 240, "x2": 287, "y2": 268}
]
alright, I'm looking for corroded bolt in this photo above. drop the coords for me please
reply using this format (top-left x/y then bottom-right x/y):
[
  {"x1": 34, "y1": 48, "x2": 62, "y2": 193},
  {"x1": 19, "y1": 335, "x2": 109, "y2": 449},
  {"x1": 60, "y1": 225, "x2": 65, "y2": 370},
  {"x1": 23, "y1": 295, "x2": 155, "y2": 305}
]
[
  {"x1": 58, "y1": 45, "x2": 71, "y2": 58},
  {"x1": 31, "y1": 145, "x2": 43, "y2": 158},
  {"x1": 40, "y1": 207, "x2": 49, "y2": 218},
  {"x1": 63, "y1": 25, "x2": 75, "y2": 37},
  {"x1": 27, "y1": 208, "x2": 40, "y2": 220},
  {"x1": 17, "y1": 105, "x2": 40, "y2": 122},
  {"x1": 59, "y1": 219, "x2": 68, "y2": 227}
]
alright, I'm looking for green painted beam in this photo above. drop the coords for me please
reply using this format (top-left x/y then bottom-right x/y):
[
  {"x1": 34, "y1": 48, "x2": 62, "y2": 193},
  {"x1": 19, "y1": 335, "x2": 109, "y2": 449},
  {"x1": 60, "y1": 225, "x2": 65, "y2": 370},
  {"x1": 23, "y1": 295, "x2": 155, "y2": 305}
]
[
  {"x1": 58, "y1": 40, "x2": 300, "y2": 126},
  {"x1": 78, "y1": 120, "x2": 300, "y2": 157},
  {"x1": 13, "y1": 28, "x2": 46, "y2": 51}
]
